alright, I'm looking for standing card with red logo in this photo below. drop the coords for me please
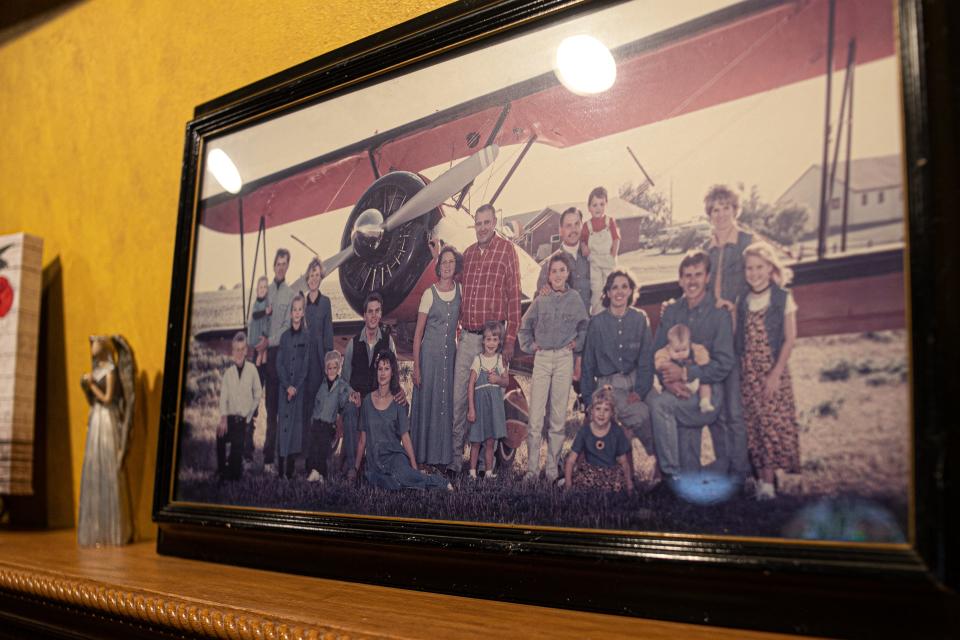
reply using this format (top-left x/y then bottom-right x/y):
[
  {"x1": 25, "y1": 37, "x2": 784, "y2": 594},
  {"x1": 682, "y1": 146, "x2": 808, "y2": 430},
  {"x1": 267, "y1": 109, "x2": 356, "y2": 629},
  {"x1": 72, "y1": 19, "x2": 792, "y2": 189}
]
[{"x1": 0, "y1": 233, "x2": 43, "y2": 496}]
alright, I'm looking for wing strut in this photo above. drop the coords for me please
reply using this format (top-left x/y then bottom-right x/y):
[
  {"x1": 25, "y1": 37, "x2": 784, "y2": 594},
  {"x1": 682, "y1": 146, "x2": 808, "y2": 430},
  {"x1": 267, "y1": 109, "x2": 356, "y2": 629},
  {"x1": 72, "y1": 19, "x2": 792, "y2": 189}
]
[
  {"x1": 238, "y1": 200, "x2": 246, "y2": 325},
  {"x1": 626, "y1": 146, "x2": 656, "y2": 191},
  {"x1": 490, "y1": 134, "x2": 537, "y2": 206},
  {"x1": 455, "y1": 102, "x2": 511, "y2": 210},
  {"x1": 832, "y1": 39, "x2": 857, "y2": 253},
  {"x1": 816, "y1": 0, "x2": 837, "y2": 260},
  {"x1": 238, "y1": 196, "x2": 270, "y2": 328},
  {"x1": 245, "y1": 214, "x2": 268, "y2": 327},
  {"x1": 368, "y1": 148, "x2": 381, "y2": 180}
]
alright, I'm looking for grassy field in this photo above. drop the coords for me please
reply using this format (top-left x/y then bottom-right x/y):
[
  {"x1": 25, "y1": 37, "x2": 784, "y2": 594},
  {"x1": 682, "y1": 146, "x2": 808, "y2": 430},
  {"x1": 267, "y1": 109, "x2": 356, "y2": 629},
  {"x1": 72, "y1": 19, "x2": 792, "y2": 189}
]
[
  {"x1": 189, "y1": 286, "x2": 358, "y2": 337},
  {"x1": 175, "y1": 327, "x2": 910, "y2": 542},
  {"x1": 176, "y1": 457, "x2": 905, "y2": 540}
]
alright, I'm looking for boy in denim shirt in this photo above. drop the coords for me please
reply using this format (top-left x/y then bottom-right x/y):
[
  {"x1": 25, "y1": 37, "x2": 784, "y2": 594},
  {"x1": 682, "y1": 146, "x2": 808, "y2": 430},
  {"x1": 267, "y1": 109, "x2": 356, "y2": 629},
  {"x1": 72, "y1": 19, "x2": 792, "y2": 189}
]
[{"x1": 307, "y1": 350, "x2": 350, "y2": 482}]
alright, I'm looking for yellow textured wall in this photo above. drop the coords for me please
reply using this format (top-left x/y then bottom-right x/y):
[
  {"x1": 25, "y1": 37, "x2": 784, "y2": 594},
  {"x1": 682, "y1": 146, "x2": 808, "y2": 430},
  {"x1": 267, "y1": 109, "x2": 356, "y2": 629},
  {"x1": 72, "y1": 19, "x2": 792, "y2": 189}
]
[{"x1": 0, "y1": 0, "x2": 450, "y2": 539}]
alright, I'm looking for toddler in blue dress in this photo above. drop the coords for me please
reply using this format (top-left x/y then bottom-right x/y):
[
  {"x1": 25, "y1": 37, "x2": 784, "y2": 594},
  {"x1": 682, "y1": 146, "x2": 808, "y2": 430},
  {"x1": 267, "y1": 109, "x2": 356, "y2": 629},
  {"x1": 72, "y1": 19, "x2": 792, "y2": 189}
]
[{"x1": 466, "y1": 321, "x2": 509, "y2": 480}]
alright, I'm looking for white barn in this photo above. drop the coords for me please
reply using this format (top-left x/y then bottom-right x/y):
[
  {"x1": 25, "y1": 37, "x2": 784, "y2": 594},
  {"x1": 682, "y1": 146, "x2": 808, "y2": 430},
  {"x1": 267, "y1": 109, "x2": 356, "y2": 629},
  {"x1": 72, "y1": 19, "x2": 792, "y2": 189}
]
[{"x1": 775, "y1": 155, "x2": 904, "y2": 250}]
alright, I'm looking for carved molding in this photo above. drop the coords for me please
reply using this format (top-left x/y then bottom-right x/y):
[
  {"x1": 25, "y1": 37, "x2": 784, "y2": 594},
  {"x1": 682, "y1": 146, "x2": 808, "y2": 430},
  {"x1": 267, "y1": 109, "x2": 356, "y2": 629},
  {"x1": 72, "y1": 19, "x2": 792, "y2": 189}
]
[{"x1": 0, "y1": 565, "x2": 357, "y2": 639}]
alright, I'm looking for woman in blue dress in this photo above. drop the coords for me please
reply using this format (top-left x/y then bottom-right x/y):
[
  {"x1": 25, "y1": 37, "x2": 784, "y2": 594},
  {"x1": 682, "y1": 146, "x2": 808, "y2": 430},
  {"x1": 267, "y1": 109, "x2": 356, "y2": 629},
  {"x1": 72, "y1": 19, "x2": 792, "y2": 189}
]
[
  {"x1": 354, "y1": 351, "x2": 452, "y2": 491},
  {"x1": 409, "y1": 245, "x2": 462, "y2": 469},
  {"x1": 276, "y1": 294, "x2": 310, "y2": 478},
  {"x1": 300, "y1": 258, "x2": 334, "y2": 468}
]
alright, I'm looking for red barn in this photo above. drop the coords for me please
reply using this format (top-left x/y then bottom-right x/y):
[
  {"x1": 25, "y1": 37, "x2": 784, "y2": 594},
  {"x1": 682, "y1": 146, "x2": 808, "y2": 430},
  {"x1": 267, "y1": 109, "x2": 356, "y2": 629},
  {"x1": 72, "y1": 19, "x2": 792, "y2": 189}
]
[{"x1": 506, "y1": 197, "x2": 653, "y2": 261}]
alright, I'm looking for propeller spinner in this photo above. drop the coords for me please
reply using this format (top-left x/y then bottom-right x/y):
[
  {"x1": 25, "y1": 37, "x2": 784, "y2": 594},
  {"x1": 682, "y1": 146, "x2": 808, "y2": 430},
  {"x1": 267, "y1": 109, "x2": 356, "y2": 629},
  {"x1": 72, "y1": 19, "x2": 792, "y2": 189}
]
[{"x1": 351, "y1": 208, "x2": 386, "y2": 256}]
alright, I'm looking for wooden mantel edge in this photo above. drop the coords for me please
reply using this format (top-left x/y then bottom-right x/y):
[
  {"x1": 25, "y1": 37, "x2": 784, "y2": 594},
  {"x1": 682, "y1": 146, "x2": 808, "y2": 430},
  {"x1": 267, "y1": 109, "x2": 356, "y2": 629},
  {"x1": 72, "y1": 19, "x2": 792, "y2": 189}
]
[{"x1": 0, "y1": 561, "x2": 367, "y2": 640}]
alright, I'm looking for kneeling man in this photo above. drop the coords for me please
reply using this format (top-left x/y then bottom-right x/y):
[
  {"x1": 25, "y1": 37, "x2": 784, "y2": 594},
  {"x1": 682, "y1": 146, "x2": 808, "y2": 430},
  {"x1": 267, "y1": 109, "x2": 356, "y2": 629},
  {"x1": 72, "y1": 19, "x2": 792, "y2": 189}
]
[{"x1": 647, "y1": 250, "x2": 734, "y2": 482}]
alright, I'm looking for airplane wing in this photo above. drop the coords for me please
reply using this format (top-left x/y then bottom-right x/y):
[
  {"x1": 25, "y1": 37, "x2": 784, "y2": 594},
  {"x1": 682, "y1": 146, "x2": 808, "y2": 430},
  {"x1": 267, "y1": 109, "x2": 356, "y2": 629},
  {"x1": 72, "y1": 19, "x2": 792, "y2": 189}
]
[{"x1": 200, "y1": 0, "x2": 894, "y2": 234}]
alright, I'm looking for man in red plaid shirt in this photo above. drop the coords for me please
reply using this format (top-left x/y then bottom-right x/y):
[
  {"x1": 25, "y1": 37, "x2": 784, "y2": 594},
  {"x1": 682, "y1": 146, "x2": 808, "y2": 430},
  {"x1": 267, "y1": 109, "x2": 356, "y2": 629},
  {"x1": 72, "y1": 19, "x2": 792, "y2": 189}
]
[{"x1": 448, "y1": 204, "x2": 521, "y2": 477}]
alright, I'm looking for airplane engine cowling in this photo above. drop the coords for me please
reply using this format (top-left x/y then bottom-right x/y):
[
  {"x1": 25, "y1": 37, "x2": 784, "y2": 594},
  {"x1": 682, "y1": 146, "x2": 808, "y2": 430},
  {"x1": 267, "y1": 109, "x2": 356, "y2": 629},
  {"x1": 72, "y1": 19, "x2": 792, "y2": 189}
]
[{"x1": 338, "y1": 171, "x2": 440, "y2": 317}]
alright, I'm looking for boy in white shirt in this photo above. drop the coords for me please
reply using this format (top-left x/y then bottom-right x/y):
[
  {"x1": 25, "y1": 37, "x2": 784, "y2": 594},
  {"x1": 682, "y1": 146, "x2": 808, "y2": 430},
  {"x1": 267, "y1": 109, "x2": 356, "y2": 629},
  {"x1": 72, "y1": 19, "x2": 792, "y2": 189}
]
[
  {"x1": 218, "y1": 331, "x2": 263, "y2": 480},
  {"x1": 579, "y1": 187, "x2": 620, "y2": 314}
]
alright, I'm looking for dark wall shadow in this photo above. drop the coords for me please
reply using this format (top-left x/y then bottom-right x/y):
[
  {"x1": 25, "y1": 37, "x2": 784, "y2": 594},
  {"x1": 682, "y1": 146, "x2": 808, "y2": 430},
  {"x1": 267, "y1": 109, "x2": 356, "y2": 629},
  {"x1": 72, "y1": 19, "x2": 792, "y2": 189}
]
[
  {"x1": 0, "y1": 1, "x2": 83, "y2": 46},
  {"x1": 4, "y1": 257, "x2": 74, "y2": 529},
  {"x1": 123, "y1": 369, "x2": 162, "y2": 541},
  {"x1": 40, "y1": 257, "x2": 74, "y2": 528}
]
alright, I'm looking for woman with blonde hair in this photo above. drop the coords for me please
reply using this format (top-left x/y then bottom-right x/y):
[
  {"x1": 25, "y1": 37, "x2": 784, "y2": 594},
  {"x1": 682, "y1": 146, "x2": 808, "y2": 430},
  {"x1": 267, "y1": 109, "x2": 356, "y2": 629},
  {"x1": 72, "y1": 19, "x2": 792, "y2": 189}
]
[
  {"x1": 300, "y1": 257, "x2": 334, "y2": 471},
  {"x1": 703, "y1": 184, "x2": 753, "y2": 483}
]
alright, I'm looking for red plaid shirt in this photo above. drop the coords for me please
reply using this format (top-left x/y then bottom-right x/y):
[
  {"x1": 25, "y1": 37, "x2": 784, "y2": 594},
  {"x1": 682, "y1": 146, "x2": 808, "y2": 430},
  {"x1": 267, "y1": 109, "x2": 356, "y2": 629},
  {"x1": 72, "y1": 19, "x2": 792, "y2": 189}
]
[{"x1": 460, "y1": 234, "x2": 521, "y2": 351}]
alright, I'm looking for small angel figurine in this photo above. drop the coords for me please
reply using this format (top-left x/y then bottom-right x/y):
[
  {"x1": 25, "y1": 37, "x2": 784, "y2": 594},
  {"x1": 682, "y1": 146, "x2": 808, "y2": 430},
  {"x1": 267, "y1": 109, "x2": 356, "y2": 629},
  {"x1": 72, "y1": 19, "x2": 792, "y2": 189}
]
[{"x1": 77, "y1": 335, "x2": 136, "y2": 547}]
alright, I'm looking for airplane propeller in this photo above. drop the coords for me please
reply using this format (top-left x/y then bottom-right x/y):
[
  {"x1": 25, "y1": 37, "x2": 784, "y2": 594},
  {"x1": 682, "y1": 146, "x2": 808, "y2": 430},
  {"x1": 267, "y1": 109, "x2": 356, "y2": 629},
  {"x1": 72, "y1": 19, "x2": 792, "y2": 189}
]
[
  {"x1": 320, "y1": 144, "x2": 499, "y2": 276},
  {"x1": 381, "y1": 144, "x2": 498, "y2": 232},
  {"x1": 321, "y1": 246, "x2": 354, "y2": 279}
]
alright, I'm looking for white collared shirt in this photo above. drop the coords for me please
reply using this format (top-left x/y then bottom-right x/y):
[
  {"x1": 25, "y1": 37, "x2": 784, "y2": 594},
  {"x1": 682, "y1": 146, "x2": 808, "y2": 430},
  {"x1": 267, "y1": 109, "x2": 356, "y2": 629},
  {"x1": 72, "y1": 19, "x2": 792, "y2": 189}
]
[{"x1": 219, "y1": 360, "x2": 262, "y2": 421}]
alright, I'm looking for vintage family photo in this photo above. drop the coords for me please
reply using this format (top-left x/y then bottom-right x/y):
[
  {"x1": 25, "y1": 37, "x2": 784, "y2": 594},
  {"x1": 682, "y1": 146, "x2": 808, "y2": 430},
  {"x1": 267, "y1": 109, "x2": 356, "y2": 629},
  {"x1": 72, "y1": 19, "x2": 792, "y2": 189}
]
[{"x1": 174, "y1": 0, "x2": 910, "y2": 542}]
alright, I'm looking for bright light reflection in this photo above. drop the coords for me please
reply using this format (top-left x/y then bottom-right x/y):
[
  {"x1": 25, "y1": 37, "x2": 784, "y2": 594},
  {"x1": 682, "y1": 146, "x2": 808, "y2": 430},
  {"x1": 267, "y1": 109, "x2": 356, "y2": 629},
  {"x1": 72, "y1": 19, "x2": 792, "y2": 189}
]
[
  {"x1": 671, "y1": 471, "x2": 737, "y2": 505},
  {"x1": 554, "y1": 34, "x2": 617, "y2": 96},
  {"x1": 207, "y1": 148, "x2": 243, "y2": 194}
]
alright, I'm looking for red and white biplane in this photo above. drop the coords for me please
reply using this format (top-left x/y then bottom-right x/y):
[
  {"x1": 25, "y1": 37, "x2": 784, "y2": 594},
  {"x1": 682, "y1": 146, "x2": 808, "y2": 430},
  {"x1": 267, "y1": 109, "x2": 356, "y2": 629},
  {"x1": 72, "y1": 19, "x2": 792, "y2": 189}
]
[{"x1": 195, "y1": 0, "x2": 904, "y2": 362}]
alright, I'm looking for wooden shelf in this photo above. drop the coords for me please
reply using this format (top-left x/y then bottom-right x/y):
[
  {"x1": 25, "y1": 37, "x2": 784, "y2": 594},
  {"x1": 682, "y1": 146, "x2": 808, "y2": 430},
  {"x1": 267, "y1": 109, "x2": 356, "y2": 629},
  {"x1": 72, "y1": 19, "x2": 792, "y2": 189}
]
[{"x1": 0, "y1": 529, "x2": 803, "y2": 639}]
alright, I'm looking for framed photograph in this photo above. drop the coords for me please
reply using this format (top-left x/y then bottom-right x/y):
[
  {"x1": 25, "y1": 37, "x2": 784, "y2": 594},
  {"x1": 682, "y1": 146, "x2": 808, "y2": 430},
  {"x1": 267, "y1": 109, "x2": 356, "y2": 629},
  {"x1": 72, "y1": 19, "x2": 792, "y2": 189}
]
[{"x1": 154, "y1": 0, "x2": 957, "y2": 635}]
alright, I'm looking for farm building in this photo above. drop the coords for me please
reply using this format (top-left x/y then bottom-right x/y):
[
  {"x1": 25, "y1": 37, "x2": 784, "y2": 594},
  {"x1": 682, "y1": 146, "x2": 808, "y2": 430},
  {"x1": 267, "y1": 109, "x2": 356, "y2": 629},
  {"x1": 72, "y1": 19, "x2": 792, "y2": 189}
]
[{"x1": 776, "y1": 154, "x2": 904, "y2": 250}]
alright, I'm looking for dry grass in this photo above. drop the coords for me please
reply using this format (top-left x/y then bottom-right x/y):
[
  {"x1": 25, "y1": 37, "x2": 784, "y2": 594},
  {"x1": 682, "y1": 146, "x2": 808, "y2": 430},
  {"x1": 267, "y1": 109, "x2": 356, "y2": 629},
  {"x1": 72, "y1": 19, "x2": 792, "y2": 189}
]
[
  {"x1": 190, "y1": 287, "x2": 358, "y2": 337},
  {"x1": 790, "y1": 330, "x2": 909, "y2": 497},
  {"x1": 176, "y1": 327, "x2": 910, "y2": 541}
]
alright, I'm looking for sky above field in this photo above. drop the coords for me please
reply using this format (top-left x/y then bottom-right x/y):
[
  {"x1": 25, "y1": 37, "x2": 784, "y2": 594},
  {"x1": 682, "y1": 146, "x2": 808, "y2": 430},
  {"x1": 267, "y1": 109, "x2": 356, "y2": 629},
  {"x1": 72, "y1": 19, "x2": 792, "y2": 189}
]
[{"x1": 192, "y1": 0, "x2": 903, "y2": 293}]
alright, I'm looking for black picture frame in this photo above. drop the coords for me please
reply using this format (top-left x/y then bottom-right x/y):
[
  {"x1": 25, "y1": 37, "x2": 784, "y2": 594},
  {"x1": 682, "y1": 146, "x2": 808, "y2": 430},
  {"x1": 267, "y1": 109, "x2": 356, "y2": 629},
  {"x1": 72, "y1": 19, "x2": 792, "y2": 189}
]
[{"x1": 154, "y1": 0, "x2": 958, "y2": 636}]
